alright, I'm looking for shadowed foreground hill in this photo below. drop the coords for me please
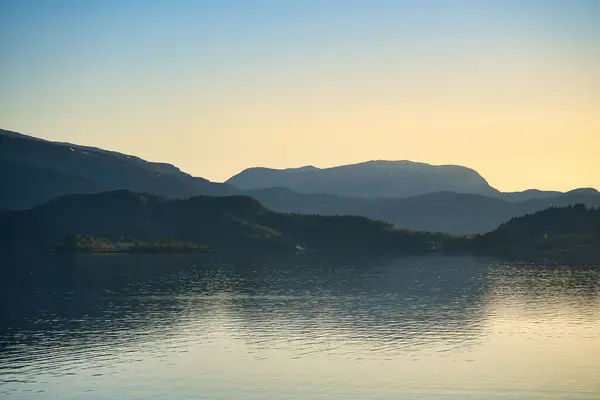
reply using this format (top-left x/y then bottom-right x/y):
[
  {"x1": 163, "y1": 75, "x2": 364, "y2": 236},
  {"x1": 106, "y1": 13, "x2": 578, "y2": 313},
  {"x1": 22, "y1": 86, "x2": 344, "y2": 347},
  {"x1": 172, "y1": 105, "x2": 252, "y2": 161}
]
[
  {"x1": 0, "y1": 190, "x2": 448, "y2": 253},
  {"x1": 448, "y1": 205, "x2": 600, "y2": 261},
  {"x1": 2, "y1": 191, "x2": 598, "y2": 261}
]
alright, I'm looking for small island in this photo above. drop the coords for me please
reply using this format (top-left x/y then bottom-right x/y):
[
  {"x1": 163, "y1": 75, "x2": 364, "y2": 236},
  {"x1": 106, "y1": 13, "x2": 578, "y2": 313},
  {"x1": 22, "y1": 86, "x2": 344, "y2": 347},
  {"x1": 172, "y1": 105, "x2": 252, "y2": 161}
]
[{"x1": 51, "y1": 234, "x2": 212, "y2": 254}]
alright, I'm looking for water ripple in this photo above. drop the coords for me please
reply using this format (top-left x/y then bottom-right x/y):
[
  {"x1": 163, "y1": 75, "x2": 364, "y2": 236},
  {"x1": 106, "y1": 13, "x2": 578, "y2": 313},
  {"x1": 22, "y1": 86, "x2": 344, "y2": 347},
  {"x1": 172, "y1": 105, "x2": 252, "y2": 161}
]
[{"x1": 1, "y1": 254, "x2": 599, "y2": 399}]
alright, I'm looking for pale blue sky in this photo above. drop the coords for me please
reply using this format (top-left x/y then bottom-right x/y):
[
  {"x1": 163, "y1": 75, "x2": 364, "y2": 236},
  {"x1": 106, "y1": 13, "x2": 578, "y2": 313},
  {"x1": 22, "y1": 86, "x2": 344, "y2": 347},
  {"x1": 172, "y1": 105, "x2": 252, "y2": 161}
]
[{"x1": 2, "y1": 1, "x2": 599, "y2": 190}]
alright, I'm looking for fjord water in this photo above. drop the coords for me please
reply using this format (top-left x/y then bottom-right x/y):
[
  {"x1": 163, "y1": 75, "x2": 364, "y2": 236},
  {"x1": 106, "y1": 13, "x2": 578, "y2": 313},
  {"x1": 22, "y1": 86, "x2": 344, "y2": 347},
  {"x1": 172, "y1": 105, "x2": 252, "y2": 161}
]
[{"x1": 1, "y1": 254, "x2": 599, "y2": 399}]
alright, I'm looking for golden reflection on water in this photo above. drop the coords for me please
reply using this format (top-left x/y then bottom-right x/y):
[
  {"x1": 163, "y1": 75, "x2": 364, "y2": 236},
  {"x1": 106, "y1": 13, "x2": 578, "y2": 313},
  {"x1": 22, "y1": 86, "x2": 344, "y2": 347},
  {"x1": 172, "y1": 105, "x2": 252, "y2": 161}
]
[{"x1": 1, "y1": 255, "x2": 599, "y2": 399}]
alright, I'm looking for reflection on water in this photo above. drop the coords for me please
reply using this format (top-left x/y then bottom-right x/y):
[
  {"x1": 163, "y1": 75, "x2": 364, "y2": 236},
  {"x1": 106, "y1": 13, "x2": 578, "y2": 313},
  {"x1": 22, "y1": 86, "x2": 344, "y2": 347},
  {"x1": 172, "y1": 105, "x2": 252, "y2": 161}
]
[{"x1": 1, "y1": 253, "x2": 599, "y2": 399}]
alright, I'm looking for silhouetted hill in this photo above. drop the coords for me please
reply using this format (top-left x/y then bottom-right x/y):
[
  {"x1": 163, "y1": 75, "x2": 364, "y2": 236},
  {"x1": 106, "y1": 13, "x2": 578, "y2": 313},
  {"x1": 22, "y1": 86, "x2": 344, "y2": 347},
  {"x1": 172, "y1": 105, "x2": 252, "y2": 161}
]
[
  {"x1": 448, "y1": 205, "x2": 600, "y2": 261},
  {"x1": 0, "y1": 190, "x2": 448, "y2": 253},
  {"x1": 247, "y1": 187, "x2": 600, "y2": 234},
  {"x1": 227, "y1": 160, "x2": 500, "y2": 198},
  {"x1": 0, "y1": 129, "x2": 237, "y2": 203}
]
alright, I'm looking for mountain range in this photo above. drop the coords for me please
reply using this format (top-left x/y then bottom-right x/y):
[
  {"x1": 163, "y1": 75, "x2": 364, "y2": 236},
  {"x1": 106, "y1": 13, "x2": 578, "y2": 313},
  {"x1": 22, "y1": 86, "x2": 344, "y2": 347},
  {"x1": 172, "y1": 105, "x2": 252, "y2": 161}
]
[{"x1": 1, "y1": 128, "x2": 598, "y2": 234}]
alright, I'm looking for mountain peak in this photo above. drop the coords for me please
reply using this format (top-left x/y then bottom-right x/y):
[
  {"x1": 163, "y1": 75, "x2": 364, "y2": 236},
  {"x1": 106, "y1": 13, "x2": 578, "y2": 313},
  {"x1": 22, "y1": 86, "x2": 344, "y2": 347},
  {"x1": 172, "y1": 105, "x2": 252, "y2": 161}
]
[{"x1": 227, "y1": 160, "x2": 499, "y2": 198}]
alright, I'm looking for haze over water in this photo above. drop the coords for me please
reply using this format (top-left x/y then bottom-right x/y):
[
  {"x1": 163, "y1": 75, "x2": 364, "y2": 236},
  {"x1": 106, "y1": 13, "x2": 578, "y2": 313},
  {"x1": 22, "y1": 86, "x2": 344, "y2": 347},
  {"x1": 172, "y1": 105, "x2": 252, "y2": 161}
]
[{"x1": 1, "y1": 254, "x2": 599, "y2": 399}]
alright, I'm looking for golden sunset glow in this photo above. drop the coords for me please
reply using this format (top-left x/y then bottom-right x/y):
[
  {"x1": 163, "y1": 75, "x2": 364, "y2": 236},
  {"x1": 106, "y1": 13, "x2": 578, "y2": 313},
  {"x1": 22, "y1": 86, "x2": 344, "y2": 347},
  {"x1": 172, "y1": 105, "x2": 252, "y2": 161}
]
[{"x1": 2, "y1": 1, "x2": 599, "y2": 191}]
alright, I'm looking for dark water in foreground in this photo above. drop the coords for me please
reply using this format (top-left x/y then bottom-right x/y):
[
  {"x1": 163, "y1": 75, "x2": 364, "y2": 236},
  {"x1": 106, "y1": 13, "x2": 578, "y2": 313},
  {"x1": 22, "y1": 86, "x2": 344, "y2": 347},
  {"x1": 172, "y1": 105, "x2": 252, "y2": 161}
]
[{"x1": 1, "y1": 253, "x2": 599, "y2": 399}]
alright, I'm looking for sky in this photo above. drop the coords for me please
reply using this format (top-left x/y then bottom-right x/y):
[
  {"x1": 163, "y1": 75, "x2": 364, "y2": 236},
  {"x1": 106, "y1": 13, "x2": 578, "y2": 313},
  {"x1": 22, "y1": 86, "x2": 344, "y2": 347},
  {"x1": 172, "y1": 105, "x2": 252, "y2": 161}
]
[{"x1": 1, "y1": 0, "x2": 599, "y2": 191}]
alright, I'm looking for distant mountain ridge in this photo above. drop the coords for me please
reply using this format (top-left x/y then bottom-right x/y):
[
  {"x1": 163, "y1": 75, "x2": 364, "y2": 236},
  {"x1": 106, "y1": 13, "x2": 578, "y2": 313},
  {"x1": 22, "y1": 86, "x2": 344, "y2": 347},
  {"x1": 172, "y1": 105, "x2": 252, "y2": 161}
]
[
  {"x1": 245, "y1": 187, "x2": 600, "y2": 234},
  {"x1": 227, "y1": 161, "x2": 594, "y2": 202},
  {"x1": 227, "y1": 160, "x2": 501, "y2": 198}
]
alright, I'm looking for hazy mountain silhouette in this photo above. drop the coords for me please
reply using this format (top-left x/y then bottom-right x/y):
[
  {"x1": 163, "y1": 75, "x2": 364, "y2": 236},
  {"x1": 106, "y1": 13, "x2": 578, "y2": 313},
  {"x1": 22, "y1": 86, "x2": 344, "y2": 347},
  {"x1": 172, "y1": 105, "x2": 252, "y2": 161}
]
[
  {"x1": 246, "y1": 187, "x2": 600, "y2": 234},
  {"x1": 500, "y1": 189, "x2": 564, "y2": 202},
  {"x1": 0, "y1": 129, "x2": 237, "y2": 207},
  {"x1": 227, "y1": 160, "x2": 501, "y2": 198}
]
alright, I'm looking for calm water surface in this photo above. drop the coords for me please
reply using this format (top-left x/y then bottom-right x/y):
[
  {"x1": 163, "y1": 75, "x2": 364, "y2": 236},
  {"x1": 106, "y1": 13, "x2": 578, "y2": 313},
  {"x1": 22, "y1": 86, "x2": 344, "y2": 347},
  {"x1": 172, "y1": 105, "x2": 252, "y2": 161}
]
[{"x1": 1, "y1": 253, "x2": 599, "y2": 399}]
